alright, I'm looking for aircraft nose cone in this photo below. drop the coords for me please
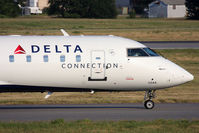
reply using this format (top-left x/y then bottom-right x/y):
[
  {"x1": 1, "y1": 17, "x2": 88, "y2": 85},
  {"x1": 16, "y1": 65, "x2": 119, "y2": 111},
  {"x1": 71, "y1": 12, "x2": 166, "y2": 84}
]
[
  {"x1": 184, "y1": 72, "x2": 194, "y2": 82},
  {"x1": 177, "y1": 71, "x2": 194, "y2": 84},
  {"x1": 170, "y1": 69, "x2": 194, "y2": 86},
  {"x1": 163, "y1": 59, "x2": 194, "y2": 86}
]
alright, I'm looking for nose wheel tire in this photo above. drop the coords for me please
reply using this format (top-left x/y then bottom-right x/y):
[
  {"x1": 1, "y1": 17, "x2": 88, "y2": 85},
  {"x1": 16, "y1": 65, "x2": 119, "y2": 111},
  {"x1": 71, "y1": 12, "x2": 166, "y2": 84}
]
[{"x1": 144, "y1": 100, "x2": 154, "y2": 109}]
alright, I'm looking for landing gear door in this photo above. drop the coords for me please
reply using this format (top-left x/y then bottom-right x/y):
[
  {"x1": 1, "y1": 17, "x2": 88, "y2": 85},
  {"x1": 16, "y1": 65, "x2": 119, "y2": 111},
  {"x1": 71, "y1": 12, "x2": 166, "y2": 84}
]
[{"x1": 89, "y1": 50, "x2": 107, "y2": 81}]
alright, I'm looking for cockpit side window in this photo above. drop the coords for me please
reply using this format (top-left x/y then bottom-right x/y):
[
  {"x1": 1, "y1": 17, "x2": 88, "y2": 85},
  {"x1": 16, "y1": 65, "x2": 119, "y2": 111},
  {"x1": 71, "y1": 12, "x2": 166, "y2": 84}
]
[
  {"x1": 127, "y1": 48, "x2": 149, "y2": 57},
  {"x1": 143, "y1": 48, "x2": 159, "y2": 56}
]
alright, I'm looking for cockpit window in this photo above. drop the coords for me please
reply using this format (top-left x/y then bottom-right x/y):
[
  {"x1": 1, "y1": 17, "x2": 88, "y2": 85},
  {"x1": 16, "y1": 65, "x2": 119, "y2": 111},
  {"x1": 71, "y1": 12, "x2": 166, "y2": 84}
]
[
  {"x1": 127, "y1": 48, "x2": 149, "y2": 57},
  {"x1": 143, "y1": 48, "x2": 159, "y2": 56},
  {"x1": 127, "y1": 48, "x2": 159, "y2": 57}
]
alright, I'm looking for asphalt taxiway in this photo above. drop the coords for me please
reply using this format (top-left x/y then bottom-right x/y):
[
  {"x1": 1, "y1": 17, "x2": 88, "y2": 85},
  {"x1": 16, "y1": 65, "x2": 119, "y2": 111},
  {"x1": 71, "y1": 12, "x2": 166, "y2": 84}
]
[
  {"x1": 141, "y1": 41, "x2": 199, "y2": 49},
  {"x1": 0, "y1": 103, "x2": 198, "y2": 121}
]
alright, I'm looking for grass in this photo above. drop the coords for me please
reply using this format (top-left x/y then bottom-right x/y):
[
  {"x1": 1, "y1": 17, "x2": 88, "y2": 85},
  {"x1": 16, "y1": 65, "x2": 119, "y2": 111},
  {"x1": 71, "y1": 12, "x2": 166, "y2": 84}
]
[
  {"x1": 0, "y1": 17, "x2": 199, "y2": 41},
  {"x1": 0, "y1": 17, "x2": 198, "y2": 104},
  {"x1": 0, "y1": 119, "x2": 198, "y2": 133},
  {"x1": 0, "y1": 49, "x2": 198, "y2": 105},
  {"x1": 0, "y1": 17, "x2": 198, "y2": 131}
]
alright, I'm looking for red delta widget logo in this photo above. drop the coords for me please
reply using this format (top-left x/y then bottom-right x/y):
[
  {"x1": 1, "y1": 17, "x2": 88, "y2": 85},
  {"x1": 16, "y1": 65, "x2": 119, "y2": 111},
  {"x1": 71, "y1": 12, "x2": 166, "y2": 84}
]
[
  {"x1": 14, "y1": 45, "x2": 26, "y2": 54},
  {"x1": 14, "y1": 45, "x2": 83, "y2": 54}
]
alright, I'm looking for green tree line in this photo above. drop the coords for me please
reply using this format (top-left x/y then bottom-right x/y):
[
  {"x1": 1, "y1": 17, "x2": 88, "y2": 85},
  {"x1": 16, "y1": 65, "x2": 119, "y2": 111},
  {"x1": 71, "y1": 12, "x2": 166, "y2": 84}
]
[
  {"x1": 0, "y1": 0, "x2": 21, "y2": 17},
  {"x1": 185, "y1": 0, "x2": 199, "y2": 19},
  {"x1": 0, "y1": 0, "x2": 198, "y2": 19},
  {"x1": 47, "y1": 0, "x2": 117, "y2": 18}
]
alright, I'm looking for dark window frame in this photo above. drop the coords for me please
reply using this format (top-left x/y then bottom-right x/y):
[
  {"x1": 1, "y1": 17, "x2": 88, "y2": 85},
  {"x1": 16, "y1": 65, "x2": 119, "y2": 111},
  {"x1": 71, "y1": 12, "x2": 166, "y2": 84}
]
[
  {"x1": 127, "y1": 48, "x2": 159, "y2": 57},
  {"x1": 173, "y1": 5, "x2": 176, "y2": 10},
  {"x1": 143, "y1": 48, "x2": 159, "y2": 56},
  {"x1": 127, "y1": 48, "x2": 149, "y2": 57}
]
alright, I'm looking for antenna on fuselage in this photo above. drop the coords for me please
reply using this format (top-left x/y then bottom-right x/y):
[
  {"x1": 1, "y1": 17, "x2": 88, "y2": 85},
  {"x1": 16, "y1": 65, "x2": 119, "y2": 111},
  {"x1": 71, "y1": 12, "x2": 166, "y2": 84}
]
[{"x1": 60, "y1": 29, "x2": 70, "y2": 36}]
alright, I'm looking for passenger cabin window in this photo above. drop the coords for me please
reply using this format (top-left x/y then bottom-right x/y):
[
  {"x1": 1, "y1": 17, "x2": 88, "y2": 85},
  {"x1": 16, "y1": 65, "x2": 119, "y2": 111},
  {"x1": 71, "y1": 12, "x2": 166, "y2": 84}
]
[
  {"x1": 76, "y1": 55, "x2": 81, "y2": 62},
  {"x1": 26, "y1": 55, "x2": 31, "y2": 62},
  {"x1": 9, "y1": 55, "x2": 14, "y2": 62},
  {"x1": 43, "y1": 55, "x2": 49, "y2": 62},
  {"x1": 60, "y1": 55, "x2": 65, "y2": 62},
  {"x1": 127, "y1": 49, "x2": 148, "y2": 57}
]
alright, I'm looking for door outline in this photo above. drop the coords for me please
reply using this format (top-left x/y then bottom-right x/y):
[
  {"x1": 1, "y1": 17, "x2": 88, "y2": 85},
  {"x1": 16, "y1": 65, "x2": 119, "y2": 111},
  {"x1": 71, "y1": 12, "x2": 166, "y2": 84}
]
[{"x1": 88, "y1": 50, "x2": 107, "y2": 81}]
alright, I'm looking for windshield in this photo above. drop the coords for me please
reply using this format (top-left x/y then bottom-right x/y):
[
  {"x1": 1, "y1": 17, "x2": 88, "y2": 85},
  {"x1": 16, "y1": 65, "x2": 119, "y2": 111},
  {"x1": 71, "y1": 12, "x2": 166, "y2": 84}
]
[
  {"x1": 127, "y1": 48, "x2": 149, "y2": 57},
  {"x1": 127, "y1": 48, "x2": 159, "y2": 57},
  {"x1": 143, "y1": 48, "x2": 159, "y2": 56}
]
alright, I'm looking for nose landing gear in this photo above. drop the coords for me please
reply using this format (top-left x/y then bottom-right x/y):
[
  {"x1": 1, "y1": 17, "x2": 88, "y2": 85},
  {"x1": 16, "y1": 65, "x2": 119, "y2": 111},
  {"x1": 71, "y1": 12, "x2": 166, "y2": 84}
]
[{"x1": 144, "y1": 90, "x2": 156, "y2": 109}]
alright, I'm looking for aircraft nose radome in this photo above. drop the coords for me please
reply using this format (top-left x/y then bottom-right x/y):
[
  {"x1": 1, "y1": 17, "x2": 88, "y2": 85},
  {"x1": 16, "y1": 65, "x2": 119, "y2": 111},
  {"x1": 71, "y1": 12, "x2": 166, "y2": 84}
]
[
  {"x1": 164, "y1": 59, "x2": 194, "y2": 86},
  {"x1": 179, "y1": 71, "x2": 194, "y2": 84},
  {"x1": 184, "y1": 72, "x2": 194, "y2": 82},
  {"x1": 171, "y1": 68, "x2": 194, "y2": 86}
]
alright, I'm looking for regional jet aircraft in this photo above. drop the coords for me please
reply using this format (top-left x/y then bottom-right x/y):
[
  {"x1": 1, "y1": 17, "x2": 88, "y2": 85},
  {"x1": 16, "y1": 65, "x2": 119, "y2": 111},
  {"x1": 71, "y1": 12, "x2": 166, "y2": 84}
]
[{"x1": 0, "y1": 30, "x2": 194, "y2": 109}]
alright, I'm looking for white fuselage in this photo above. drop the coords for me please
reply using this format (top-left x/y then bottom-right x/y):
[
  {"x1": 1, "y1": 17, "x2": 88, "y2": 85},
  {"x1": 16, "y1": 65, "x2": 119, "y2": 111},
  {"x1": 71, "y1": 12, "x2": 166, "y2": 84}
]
[{"x1": 0, "y1": 35, "x2": 194, "y2": 91}]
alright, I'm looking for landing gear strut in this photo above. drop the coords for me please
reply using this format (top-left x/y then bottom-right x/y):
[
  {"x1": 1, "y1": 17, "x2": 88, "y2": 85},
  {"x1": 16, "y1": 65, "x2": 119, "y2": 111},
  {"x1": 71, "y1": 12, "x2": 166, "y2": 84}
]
[{"x1": 144, "y1": 90, "x2": 156, "y2": 109}]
